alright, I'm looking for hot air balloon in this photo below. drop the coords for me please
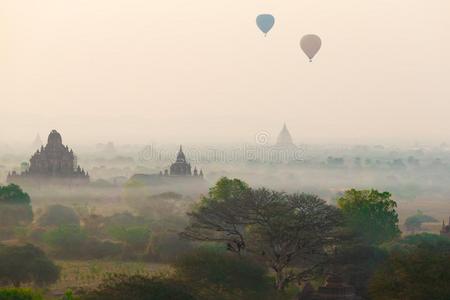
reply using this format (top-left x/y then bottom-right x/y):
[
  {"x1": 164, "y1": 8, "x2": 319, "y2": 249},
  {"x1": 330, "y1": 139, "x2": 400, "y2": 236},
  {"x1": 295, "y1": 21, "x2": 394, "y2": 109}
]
[
  {"x1": 300, "y1": 34, "x2": 322, "y2": 62},
  {"x1": 256, "y1": 14, "x2": 275, "y2": 36}
]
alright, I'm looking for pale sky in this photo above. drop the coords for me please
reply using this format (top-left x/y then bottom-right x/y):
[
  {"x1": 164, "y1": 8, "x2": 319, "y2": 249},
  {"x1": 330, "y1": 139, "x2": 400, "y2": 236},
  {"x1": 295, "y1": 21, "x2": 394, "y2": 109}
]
[{"x1": 1, "y1": 0, "x2": 450, "y2": 145}]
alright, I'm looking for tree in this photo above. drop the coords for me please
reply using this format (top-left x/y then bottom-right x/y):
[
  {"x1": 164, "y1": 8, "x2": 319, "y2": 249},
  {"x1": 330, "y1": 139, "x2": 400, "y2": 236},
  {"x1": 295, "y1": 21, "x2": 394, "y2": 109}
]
[
  {"x1": 404, "y1": 210, "x2": 437, "y2": 233},
  {"x1": 182, "y1": 179, "x2": 341, "y2": 290},
  {"x1": 85, "y1": 274, "x2": 195, "y2": 300},
  {"x1": 246, "y1": 190, "x2": 341, "y2": 290},
  {"x1": 43, "y1": 224, "x2": 87, "y2": 257},
  {"x1": 0, "y1": 184, "x2": 33, "y2": 238},
  {"x1": 37, "y1": 204, "x2": 80, "y2": 227},
  {"x1": 369, "y1": 234, "x2": 450, "y2": 300},
  {"x1": 0, "y1": 244, "x2": 59, "y2": 287},
  {"x1": 182, "y1": 177, "x2": 251, "y2": 254},
  {"x1": 108, "y1": 226, "x2": 150, "y2": 251},
  {"x1": 174, "y1": 248, "x2": 274, "y2": 300},
  {"x1": 337, "y1": 189, "x2": 400, "y2": 245}
]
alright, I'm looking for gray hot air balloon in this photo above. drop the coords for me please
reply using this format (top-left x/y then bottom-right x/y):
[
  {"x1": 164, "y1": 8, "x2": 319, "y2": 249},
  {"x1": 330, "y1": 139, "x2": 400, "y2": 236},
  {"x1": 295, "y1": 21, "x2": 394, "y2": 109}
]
[
  {"x1": 300, "y1": 34, "x2": 322, "y2": 62},
  {"x1": 256, "y1": 14, "x2": 275, "y2": 36}
]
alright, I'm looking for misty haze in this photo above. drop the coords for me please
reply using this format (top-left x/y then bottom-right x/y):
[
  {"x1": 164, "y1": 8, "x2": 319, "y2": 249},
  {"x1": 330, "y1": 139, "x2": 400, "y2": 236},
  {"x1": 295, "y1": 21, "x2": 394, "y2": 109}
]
[{"x1": 1, "y1": 1, "x2": 449, "y2": 300}]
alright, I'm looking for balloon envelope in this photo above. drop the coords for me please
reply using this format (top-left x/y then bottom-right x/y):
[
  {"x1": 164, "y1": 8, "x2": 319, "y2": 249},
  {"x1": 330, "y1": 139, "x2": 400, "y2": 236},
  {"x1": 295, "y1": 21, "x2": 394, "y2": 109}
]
[
  {"x1": 256, "y1": 14, "x2": 275, "y2": 35},
  {"x1": 300, "y1": 34, "x2": 322, "y2": 61}
]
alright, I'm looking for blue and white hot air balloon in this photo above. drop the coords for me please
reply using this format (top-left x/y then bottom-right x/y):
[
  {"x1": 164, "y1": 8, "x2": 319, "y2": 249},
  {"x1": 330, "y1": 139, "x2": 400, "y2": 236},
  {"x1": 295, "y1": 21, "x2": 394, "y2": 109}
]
[{"x1": 256, "y1": 14, "x2": 275, "y2": 36}]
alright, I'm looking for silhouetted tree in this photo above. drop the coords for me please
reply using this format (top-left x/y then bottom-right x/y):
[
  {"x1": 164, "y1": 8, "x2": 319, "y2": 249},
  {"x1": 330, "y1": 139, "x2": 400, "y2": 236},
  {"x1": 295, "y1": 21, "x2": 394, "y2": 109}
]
[{"x1": 0, "y1": 244, "x2": 59, "y2": 287}]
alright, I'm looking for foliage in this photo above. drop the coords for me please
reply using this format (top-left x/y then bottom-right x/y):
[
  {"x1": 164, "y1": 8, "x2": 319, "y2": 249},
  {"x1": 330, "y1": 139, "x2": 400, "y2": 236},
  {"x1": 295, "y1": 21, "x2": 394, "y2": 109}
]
[
  {"x1": 0, "y1": 184, "x2": 31, "y2": 205},
  {"x1": 183, "y1": 178, "x2": 341, "y2": 290},
  {"x1": 337, "y1": 189, "x2": 400, "y2": 245},
  {"x1": 82, "y1": 238, "x2": 123, "y2": 259},
  {"x1": 147, "y1": 231, "x2": 193, "y2": 262},
  {"x1": 174, "y1": 248, "x2": 273, "y2": 300},
  {"x1": 0, "y1": 288, "x2": 43, "y2": 300},
  {"x1": 0, "y1": 243, "x2": 60, "y2": 287},
  {"x1": 334, "y1": 244, "x2": 388, "y2": 298},
  {"x1": 107, "y1": 226, "x2": 150, "y2": 251},
  {"x1": 369, "y1": 234, "x2": 450, "y2": 300},
  {"x1": 43, "y1": 225, "x2": 87, "y2": 256},
  {"x1": 207, "y1": 177, "x2": 249, "y2": 201},
  {"x1": 0, "y1": 185, "x2": 33, "y2": 235},
  {"x1": 404, "y1": 210, "x2": 437, "y2": 232},
  {"x1": 84, "y1": 274, "x2": 195, "y2": 300},
  {"x1": 37, "y1": 204, "x2": 80, "y2": 227}
]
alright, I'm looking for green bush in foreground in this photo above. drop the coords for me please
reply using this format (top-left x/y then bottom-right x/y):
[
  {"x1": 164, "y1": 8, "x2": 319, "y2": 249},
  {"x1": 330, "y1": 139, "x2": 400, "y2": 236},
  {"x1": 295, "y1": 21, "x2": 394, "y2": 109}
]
[
  {"x1": 0, "y1": 288, "x2": 43, "y2": 300},
  {"x1": 84, "y1": 274, "x2": 195, "y2": 300}
]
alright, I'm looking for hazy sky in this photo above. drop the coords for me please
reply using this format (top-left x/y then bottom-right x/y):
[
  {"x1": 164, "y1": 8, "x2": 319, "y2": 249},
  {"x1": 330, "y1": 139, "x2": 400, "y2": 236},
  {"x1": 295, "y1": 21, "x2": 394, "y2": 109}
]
[{"x1": 2, "y1": 0, "x2": 450, "y2": 145}]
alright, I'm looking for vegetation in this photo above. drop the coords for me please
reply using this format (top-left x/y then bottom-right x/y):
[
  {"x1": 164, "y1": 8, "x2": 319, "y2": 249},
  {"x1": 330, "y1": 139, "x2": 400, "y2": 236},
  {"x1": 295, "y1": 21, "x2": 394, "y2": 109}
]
[
  {"x1": 43, "y1": 225, "x2": 87, "y2": 257},
  {"x1": 0, "y1": 179, "x2": 447, "y2": 299},
  {"x1": 37, "y1": 205, "x2": 80, "y2": 227},
  {"x1": 183, "y1": 177, "x2": 341, "y2": 290},
  {"x1": 84, "y1": 274, "x2": 195, "y2": 300},
  {"x1": 404, "y1": 210, "x2": 438, "y2": 233},
  {"x1": 0, "y1": 288, "x2": 43, "y2": 300},
  {"x1": 0, "y1": 244, "x2": 59, "y2": 287},
  {"x1": 370, "y1": 234, "x2": 450, "y2": 300},
  {"x1": 174, "y1": 248, "x2": 274, "y2": 300},
  {"x1": 0, "y1": 184, "x2": 33, "y2": 239},
  {"x1": 337, "y1": 189, "x2": 400, "y2": 245}
]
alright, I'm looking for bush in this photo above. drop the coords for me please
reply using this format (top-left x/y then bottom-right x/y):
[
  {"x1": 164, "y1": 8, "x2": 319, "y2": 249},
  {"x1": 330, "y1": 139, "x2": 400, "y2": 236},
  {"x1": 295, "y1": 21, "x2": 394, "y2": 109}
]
[
  {"x1": 147, "y1": 231, "x2": 193, "y2": 262},
  {"x1": 174, "y1": 248, "x2": 274, "y2": 300},
  {"x1": 84, "y1": 274, "x2": 195, "y2": 300},
  {"x1": 370, "y1": 234, "x2": 450, "y2": 300},
  {"x1": 0, "y1": 288, "x2": 43, "y2": 300},
  {"x1": 37, "y1": 205, "x2": 80, "y2": 227},
  {"x1": 0, "y1": 243, "x2": 59, "y2": 287},
  {"x1": 43, "y1": 224, "x2": 87, "y2": 257},
  {"x1": 82, "y1": 238, "x2": 123, "y2": 259},
  {"x1": 107, "y1": 226, "x2": 150, "y2": 251},
  {"x1": 0, "y1": 184, "x2": 33, "y2": 239}
]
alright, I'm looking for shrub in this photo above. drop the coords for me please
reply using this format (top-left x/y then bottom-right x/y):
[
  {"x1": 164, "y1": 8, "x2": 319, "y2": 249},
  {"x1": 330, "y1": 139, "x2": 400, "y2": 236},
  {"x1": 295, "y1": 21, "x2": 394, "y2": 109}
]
[
  {"x1": 0, "y1": 244, "x2": 59, "y2": 287},
  {"x1": 82, "y1": 238, "x2": 123, "y2": 259},
  {"x1": 0, "y1": 184, "x2": 33, "y2": 239},
  {"x1": 0, "y1": 288, "x2": 43, "y2": 300},
  {"x1": 43, "y1": 224, "x2": 87, "y2": 257},
  {"x1": 147, "y1": 231, "x2": 193, "y2": 262},
  {"x1": 174, "y1": 248, "x2": 273, "y2": 300},
  {"x1": 37, "y1": 205, "x2": 80, "y2": 227},
  {"x1": 107, "y1": 226, "x2": 150, "y2": 251},
  {"x1": 84, "y1": 274, "x2": 195, "y2": 300}
]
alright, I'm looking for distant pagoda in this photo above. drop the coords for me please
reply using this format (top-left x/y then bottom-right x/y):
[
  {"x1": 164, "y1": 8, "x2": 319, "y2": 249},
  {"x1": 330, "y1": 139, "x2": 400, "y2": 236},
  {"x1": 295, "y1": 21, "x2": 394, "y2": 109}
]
[
  {"x1": 8, "y1": 130, "x2": 89, "y2": 185},
  {"x1": 275, "y1": 123, "x2": 296, "y2": 148}
]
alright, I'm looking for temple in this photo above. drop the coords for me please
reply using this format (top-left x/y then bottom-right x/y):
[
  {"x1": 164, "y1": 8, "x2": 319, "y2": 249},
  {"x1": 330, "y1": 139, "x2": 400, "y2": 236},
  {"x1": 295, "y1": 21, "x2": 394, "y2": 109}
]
[
  {"x1": 440, "y1": 216, "x2": 450, "y2": 238},
  {"x1": 129, "y1": 145, "x2": 206, "y2": 195},
  {"x1": 275, "y1": 123, "x2": 296, "y2": 148},
  {"x1": 269, "y1": 123, "x2": 301, "y2": 162},
  {"x1": 160, "y1": 145, "x2": 203, "y2": 178},
  {"x1": 7, "y1": 130, "x2": 89, "y2": 185}
]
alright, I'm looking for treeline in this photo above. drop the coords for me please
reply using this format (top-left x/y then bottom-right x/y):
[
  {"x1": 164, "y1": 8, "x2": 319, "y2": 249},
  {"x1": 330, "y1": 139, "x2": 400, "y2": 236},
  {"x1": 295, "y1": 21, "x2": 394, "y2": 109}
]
[{"x1": 0, "y1": 180, "x2": 449, "y2": 299}]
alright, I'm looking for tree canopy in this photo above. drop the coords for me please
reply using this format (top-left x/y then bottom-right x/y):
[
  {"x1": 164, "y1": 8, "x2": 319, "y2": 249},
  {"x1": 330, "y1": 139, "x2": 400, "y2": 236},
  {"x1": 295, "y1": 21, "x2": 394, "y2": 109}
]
[
  {"x1": 85, "y1": 274, "x2": 195, "y2": 300},
  {"x1": 337, "y1": 189, "x2": 400, "y2": 245},
  {"x1": 182, "y1": 177, "x2": 341, "y2": 290},
  {"x1": 370, "y1": 234, "x2": 450, "y2": 300},
  {"x1": 0, "y1": 243, "x2": 60, "y2": 287},
  {"x1": 404, "y1": 210, "x2": 437, "y2": 233},
  {"x1": 0, "y1": 184, "x2": 33, "y2": 232}
]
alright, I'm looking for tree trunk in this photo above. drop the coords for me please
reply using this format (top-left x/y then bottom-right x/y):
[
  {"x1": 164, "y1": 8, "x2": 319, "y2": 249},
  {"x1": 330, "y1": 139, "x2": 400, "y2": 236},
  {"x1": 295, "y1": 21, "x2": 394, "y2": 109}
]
[{"x1": 275, "y1": 270, "x2": 286, "y2": 290}]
